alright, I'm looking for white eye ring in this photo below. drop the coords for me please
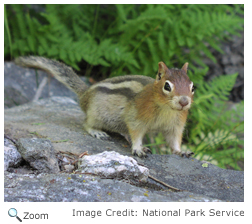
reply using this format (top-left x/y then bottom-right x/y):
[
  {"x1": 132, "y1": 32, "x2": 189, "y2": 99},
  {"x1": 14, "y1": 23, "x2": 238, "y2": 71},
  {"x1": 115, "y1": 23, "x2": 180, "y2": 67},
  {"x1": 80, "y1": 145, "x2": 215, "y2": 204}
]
[
  {"x1": 190, "y1": 82, "x2": 194, "y2": 94},
  {"x1": 163, "y1": 80, "x2": 174, "y2": 94}
]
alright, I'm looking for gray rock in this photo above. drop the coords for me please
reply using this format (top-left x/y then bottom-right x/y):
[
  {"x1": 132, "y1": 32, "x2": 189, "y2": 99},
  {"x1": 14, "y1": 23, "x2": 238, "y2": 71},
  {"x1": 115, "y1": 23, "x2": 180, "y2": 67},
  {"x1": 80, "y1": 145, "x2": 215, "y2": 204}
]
[
  {"x1": 17, "y1": 138, "x2": 60, "y2": 173},
  {"x1": 4, "y1": 97, "x2": 244, "y2": 202},
  {"x1": 140, "y1": 154, "x2": 244, "y2": 202},
  {"x1": 4, "y1": 62, "x2": 88, "y2": 108},
  {"x1": 4, "y1": 172, "x2": 223, "y2": 202},
  {"x1": 203, "y1": 32, "x2": 244, "y2": 102},
  {"x1": 4, "y1": 138, "x2": 23, "y2": 170},
  {"x1": 221, "y1": 52, "x2": 243, "y2": 66},
  {"x1": 78, "y1": 151, "x2": 149, "y2": 182}
]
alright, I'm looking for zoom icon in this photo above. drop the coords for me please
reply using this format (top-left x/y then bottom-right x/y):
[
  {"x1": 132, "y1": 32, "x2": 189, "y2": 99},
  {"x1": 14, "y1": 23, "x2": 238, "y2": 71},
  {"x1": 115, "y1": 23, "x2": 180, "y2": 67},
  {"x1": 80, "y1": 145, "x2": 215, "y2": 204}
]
[{"x1": 8, "y1": 208, "x2": 22, "y2": 222}]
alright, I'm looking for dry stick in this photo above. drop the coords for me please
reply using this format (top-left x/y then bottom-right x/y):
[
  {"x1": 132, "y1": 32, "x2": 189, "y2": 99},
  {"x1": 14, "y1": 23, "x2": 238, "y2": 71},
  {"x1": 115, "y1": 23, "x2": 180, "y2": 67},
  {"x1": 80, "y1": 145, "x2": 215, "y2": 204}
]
[
  {"x1": 137, "y1": 161, "x2": 181, "y2": 191},
  {"x1": 33, "y1": 76, "x2": 48, "y2": 101},
  {"x1": 148, "y1": 174, "x2": 181, "y2": 191},
  {"x1": 59, "y1": 151, "x2": 80, "y2": 157}
]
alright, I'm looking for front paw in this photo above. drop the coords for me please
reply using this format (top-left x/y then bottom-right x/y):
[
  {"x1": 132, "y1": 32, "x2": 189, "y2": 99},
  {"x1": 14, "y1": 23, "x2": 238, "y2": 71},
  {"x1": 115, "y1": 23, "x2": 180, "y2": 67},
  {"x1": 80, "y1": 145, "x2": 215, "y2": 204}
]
[
  {"x1": 181, "y1": 151, "x2": 194, "y2": 158},
  {"x1": 132, "y1": 147, "x2": 152, "y2": 158},
  {"x1": 174, "y1": 151, "x2": 194, "y2": 158}
]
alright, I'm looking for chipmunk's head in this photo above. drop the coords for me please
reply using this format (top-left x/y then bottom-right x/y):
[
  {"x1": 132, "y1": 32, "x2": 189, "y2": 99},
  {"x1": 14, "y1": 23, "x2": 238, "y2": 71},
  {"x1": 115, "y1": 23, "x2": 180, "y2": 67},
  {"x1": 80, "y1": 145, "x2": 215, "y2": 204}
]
[{"x1": 154, "y1": 62, "x2": 194, "y2": 111}]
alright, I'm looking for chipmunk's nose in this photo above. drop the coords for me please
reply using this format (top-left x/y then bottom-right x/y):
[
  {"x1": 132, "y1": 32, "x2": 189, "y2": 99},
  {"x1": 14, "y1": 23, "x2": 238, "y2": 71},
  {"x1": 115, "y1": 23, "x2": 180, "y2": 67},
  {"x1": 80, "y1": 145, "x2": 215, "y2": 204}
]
[{"x1": 179, "y1": 97, "x2": 189, "y2": 107}]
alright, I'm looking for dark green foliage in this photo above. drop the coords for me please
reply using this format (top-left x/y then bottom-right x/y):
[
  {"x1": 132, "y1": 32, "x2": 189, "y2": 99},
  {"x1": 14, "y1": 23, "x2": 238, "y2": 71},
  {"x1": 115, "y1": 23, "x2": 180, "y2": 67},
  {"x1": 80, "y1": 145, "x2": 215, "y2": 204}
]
[
  {"x1": 5, "y1": 4, "x2": 244, "y2": 74},
  {"x1": 4, "y1": 4, "x2": 244, "y2": 169}
]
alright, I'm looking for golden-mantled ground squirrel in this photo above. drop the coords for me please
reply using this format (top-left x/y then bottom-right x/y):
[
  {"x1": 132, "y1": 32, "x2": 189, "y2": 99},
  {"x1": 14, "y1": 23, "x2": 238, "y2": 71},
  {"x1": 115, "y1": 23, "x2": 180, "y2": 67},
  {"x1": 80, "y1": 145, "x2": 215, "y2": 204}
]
[{"x1": 15, "y1": 56, "x2": 195, "y2": 158}]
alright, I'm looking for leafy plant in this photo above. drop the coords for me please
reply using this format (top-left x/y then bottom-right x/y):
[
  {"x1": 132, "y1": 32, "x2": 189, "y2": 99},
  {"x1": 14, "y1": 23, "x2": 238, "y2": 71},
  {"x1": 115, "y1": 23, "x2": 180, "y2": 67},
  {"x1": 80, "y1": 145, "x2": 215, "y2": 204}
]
[
  {"x1": 5, "y1": 4, "x2": 244, "y2": 75},
  {"x1": 4, "y1": 4, "x2": 244, "y2": 169}
]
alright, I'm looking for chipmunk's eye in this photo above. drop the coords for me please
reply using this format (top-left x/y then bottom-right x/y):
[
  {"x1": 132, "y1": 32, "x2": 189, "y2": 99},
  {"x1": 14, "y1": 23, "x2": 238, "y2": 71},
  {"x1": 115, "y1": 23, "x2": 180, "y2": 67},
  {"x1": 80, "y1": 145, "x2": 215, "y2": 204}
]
[
  {"x1": 164, "y1": 82, "x2": 171, "y2": 92},
  {"x1": 192, "y1": 85, "x2": 196, "y2": 93}
]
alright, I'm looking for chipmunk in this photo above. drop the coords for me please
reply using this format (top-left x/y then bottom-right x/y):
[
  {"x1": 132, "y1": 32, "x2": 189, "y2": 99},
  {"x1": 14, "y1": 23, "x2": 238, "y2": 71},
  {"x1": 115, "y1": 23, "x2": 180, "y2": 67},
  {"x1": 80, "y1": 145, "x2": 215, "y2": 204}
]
[{"x1": 15, "y1": 56, "x2": 195, "y2": 158}]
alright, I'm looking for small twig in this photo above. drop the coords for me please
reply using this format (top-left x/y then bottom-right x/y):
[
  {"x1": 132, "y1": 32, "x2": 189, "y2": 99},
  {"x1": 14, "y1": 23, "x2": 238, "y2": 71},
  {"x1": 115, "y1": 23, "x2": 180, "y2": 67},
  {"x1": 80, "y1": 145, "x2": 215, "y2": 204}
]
[
  {"x1": 136, "y1": 162, "x2": 181, "y2": 191},
  {"x1": 59, "y1": 151, "x2": 80, "y2": 157},
  {"x1": 33, "y1": 76, "x2": 48, "y2": 102},
  {"x1": 72, "y1": 160, "x2": 79, "y2": 165},
  {"x1": 136, "y1": 162, "x2": 148, "y2": 168},
  {"x1": 79, "y1": 151, "x2": 89, "y2": 158},
  {"x1": 148, "y1": 174, "x2": 181, "y2": 191},
  {"x1": 63, "y1": 155, "x2": 76, "y2": 161},
  {"x1": 4, "y1": 134, "x2": 17, "y2": 145}
]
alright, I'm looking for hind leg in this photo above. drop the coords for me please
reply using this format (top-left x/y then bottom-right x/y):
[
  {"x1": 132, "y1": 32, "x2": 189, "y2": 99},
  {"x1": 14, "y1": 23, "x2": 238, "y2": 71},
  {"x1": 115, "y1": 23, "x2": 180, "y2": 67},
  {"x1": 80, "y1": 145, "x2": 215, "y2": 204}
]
[{"x1": 83, "y1": 117, "x2": 110, "y2": 140}]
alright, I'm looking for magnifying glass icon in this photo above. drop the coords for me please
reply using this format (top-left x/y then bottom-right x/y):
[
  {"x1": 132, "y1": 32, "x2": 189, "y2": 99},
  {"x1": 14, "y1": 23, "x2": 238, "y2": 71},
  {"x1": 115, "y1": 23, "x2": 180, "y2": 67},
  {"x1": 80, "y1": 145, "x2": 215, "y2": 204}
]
[{"x1": 8, "y1": 208, "x2": 22, "y2": 222}]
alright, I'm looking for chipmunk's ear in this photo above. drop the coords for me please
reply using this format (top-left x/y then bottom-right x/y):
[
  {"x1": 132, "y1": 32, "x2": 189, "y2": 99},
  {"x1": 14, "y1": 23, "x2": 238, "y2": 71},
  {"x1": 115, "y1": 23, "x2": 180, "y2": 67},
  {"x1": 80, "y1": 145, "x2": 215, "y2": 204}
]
[
  {"x1": 156, "y1": 62, "x2": 170, "y2": 81},
  {"x1": 181, "y1": 62, "x2": 189, "y2": 73}
]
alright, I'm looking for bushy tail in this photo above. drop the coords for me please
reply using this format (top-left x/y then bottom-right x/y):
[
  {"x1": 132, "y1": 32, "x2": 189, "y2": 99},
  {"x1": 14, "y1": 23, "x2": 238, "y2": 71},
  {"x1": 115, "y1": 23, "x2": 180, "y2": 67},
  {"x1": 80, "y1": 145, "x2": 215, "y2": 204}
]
[{"x1": 15, "y1": 56, "x2": 88, "y2": 96}]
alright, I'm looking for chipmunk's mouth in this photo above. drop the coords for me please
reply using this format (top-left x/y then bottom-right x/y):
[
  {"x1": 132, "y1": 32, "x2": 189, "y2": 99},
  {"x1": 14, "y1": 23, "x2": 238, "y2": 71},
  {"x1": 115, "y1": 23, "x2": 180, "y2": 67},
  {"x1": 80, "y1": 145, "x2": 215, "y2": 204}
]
[
  {"x1": 171, "y1": 106, "x2": 189, "y2": 111},
  {"x1": 169, "y1": 106, "x2": 183, "y2": 111}
]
